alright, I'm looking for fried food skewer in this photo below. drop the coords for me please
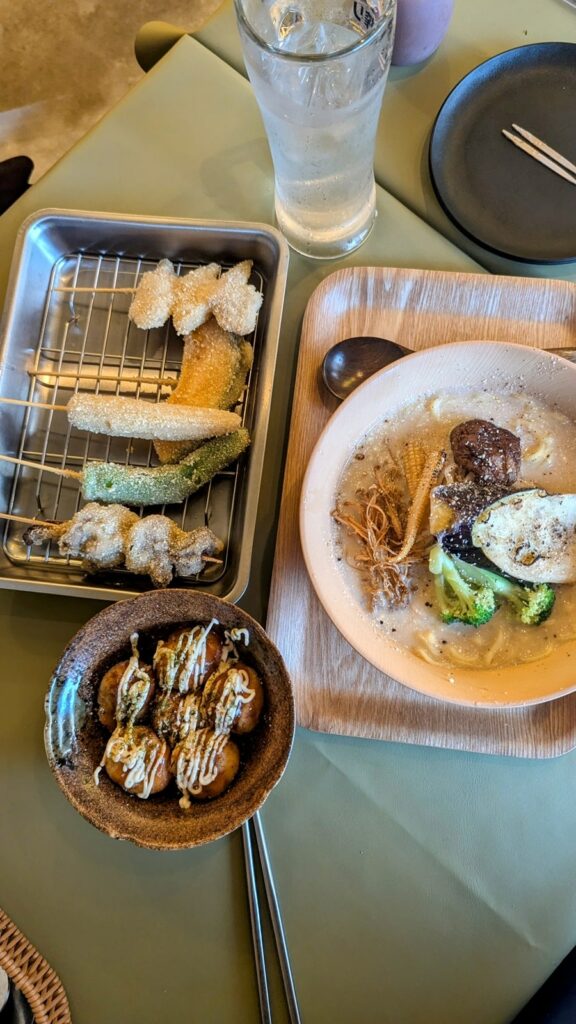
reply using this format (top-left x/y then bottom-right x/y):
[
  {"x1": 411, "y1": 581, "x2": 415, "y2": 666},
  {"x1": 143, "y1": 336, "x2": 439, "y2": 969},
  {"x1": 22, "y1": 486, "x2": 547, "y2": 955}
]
[
  {"x1": 0, "y1": 394, "x2": 242, "y2": 441},
  {"x1": 23, "y1": 502, "x2": 224, "y2": 587},
  {"x1": 55, "y1": 258, "x2": 264, "y2": 336},
  {"x1": 127, "y1": 259, "x2": 263, "y2": 337},
  {"x1": 0, "y1": 429, "x2": 251, "y2": 506},
  {"x1": 67, "y1": 393, "x2": 241, "y2": 441}
]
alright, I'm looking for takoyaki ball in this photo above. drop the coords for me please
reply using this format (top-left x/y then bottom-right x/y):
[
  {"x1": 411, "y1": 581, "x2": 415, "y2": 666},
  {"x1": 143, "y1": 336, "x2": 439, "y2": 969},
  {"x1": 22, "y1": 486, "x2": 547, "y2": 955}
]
[
  {"x1": 103, "y1": 726, "x2": 172, "y2": 798},
  {"x1": 152, "y1": 691, "x2": 203, "y2": 747},
  {"x1": 152, "y1": 693, "x2": 181, "y2": 746},
  {"x1": 195, "y1": 737, "x2": 240, "y2": 800},
  {"x1": 203, "y1": 663, "x2": 264, "y2": 734},
  {"x1": 171, "y1": 731, "x2": 240, "y2": 804},
  {"x1": 155, "y1": 626, "x2": 223, "y2": 694},
  {"x1": 97, "y1": 660, "x2": 155, "y2": 732}
]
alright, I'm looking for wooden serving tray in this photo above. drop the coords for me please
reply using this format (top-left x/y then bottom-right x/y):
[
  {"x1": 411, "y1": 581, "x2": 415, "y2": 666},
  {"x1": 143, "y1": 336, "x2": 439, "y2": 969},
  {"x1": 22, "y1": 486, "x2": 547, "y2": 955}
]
[{"x1": 266, "y1": 267, "x2": 576, "y2": 758}]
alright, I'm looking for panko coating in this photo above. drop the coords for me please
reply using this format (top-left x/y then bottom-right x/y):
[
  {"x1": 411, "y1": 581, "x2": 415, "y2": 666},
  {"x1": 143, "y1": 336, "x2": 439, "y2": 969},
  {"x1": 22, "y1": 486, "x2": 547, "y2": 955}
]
[
  {"x1": 24, "y1": 502, "x2": 139, "y2": 574},
  {"x1": 171, "y1": 263, "x2": 221, "y2": 336},
  {"x1": 209, "y1": 261, "x2": 263, "y2": 336},
  {"x1": 128, "y1": 259, "x2": 176, "y2": 330}
]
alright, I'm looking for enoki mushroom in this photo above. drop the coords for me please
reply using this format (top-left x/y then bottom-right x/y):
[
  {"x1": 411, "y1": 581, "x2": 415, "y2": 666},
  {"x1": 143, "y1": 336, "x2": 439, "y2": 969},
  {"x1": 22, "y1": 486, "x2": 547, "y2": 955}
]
[{"x1": 333, "y1": 444, "x2": 445, "y2": 610}]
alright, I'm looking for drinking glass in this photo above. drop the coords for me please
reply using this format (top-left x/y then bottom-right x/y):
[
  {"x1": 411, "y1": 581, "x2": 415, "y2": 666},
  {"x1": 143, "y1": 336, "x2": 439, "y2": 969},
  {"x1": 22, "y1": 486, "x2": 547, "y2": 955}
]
[{"x1": 234, "y1": 0, "x2": 396, "y2": 259}]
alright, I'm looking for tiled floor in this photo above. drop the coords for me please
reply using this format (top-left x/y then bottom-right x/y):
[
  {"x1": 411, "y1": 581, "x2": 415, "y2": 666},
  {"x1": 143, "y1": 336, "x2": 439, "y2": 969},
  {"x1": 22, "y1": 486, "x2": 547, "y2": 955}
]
[{"x1": 0, "y1": 0, "x2": 222, "y2": 182}]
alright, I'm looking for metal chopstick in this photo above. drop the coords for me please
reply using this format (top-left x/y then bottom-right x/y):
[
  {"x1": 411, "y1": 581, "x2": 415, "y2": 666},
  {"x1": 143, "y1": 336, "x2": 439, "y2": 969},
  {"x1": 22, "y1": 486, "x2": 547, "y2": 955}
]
[
  {"x1": 252, "y1": 812, "x2": 302, "y2": 1024},
  {"x1": 242, "y1": 820, "x2": 273, "y2": 1024},
  {"x1": 502, "y1": 128, "x2": 576, "y2": 185}
]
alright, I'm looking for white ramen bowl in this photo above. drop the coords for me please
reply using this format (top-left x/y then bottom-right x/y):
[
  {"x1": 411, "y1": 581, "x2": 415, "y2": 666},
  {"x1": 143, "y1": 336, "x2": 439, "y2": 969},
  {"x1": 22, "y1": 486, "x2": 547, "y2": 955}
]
[{"x1": 300, "y1": 341, "x2": 576, "y2": 708}]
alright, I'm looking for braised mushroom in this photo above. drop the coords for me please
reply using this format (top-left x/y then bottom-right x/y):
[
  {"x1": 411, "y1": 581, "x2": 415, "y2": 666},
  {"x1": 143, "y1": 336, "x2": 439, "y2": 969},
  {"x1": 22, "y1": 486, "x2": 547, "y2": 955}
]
[{"x1": 450, "y1": 419, "x2": 521, "y2": 487}]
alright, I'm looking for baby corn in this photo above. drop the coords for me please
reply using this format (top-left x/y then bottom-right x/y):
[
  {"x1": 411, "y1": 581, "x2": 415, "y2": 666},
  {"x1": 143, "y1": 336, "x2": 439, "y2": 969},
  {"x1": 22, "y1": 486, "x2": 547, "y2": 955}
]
[
  {"x1": 388, "y1": 448, "x2": 446, "y2": 563},
  {"x1": 401, "y1": 441, "x2": 427, "y2": 500}
]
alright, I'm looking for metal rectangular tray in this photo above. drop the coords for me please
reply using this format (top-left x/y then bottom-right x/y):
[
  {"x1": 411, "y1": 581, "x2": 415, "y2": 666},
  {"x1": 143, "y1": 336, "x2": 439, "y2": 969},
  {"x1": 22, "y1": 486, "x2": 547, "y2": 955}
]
[{"x1": 0, "y1": 209, "x2": 289, "y2": 602}]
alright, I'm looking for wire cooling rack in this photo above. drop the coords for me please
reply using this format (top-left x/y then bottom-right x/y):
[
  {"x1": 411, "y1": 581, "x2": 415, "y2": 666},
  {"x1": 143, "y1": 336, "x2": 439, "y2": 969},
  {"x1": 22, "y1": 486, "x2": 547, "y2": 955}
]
[{"x1": 2, "y1": 252, "x2": 262, "y2": 590}]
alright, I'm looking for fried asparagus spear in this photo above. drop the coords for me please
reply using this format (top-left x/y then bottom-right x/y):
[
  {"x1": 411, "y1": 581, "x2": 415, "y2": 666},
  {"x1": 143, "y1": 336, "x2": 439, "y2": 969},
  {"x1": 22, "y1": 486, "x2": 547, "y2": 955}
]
[{"x1": 82, "y1": 428, "x2": 251, "y2": 505}]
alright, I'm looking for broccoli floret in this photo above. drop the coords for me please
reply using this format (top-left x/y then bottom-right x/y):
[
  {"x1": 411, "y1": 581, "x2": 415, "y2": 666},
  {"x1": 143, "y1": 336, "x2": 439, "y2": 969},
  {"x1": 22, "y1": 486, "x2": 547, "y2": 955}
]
[
  {"x1": 453, "y1": 555, "x2": 556, "y2": 626},
  {"x1": 428, "y1": 544, "x2": 497, "y2": 627}
]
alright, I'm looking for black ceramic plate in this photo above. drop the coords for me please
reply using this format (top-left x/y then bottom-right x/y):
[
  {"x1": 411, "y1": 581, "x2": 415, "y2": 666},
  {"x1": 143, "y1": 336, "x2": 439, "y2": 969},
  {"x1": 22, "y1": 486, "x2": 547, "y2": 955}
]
[{"x1": 429, "y1": 42, "x2": 576, "y2": 263}]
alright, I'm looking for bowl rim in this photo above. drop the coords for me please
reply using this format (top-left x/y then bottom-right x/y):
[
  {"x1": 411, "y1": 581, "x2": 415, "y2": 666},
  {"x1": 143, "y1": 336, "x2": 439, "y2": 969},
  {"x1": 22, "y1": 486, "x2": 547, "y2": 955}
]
[
  {"x1": 44, "y1": 590, "x2": 295, "y2": 849},
  {"x1": 299, "y1": 340, "x2": 576, "y2": 708}
]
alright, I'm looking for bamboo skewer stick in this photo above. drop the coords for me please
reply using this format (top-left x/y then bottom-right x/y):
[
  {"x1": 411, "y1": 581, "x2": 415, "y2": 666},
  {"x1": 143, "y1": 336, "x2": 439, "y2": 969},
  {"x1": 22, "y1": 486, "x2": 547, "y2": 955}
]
[
  {"x1": 0, "y1": 454, "x2": 81, "y2": 479},
  {"x1": 27, "y1": 369, "x2": 176, "y2": 387},
  {"x1": 0, "y1": 511, "x2": 49, "y2": 526},
  {"x1": 54, "y1": 286, "x2": 137, "y2": 294},
  {"x1": 0, "y1": 396, "x2": 67, "y2": 411}
]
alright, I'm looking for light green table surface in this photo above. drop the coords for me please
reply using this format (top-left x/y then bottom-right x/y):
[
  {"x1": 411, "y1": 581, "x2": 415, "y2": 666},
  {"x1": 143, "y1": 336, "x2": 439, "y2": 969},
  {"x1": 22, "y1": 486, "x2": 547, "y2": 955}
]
[
  {"x1": 1, "y1": 32, "x2": 576, "y2": 1024},
  {"x1": 137, "y1": 0, "x2": 576, "y2": 278}
]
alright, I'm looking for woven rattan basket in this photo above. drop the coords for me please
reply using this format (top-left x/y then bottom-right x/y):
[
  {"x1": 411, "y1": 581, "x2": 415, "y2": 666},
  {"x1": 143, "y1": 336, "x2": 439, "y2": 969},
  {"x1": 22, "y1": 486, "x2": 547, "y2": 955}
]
[{"x1": 0, "y1": 909, "x2": 71, "y2": 1023}]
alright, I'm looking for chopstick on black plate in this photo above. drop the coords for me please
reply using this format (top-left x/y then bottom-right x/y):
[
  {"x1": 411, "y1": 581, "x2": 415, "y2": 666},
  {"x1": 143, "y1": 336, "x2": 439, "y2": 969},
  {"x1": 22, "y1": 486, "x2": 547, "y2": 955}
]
[
  {"x1": 242, "y1": 812, "x2": 302, "y2": 1024},
  {"x1": 502, "y1": 124, "x2": 576, "y2": 185}
]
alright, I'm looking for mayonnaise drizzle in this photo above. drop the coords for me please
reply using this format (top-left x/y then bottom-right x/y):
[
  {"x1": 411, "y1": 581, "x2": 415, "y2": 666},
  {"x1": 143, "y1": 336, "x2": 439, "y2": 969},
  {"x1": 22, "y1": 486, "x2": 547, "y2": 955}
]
[
  {"x1": 174, "y1": 728, "x2": 230, "y2": 808},
  {"x1": 94, "y1": 728, "x2": 165, "y2": 799},
  {"x1": 175, "y1": 692, "x2": 203, "y2": 743},
  {"x1": 202, "y1": 667, "x2": 255, "y2": 735},
  {"x1": 115, "y1": 632, "x2": 153, "y2": 727},
  {"x1": 220, "y1": 627, "x2": 251, "y2": 664},
  {"x1": 174, "y1": 664, "x2": 256, "y2": 807},
  {"x1": 154, "y1": 618, "x2": 218, "y2": 695}
]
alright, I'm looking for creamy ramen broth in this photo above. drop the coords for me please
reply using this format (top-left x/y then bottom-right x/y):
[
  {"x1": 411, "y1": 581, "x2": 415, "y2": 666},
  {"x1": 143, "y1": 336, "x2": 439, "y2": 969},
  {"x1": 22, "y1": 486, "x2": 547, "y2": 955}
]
[{"x1": 334, "y1": 390, "x2": 576, "y2": 669}]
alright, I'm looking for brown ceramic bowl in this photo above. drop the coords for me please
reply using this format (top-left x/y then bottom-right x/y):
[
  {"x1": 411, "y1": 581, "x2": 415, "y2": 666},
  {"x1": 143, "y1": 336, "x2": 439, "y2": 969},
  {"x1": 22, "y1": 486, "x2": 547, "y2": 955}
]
[{"x1": 45, "y1": 591, "x2": 294, "y2": 849}]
